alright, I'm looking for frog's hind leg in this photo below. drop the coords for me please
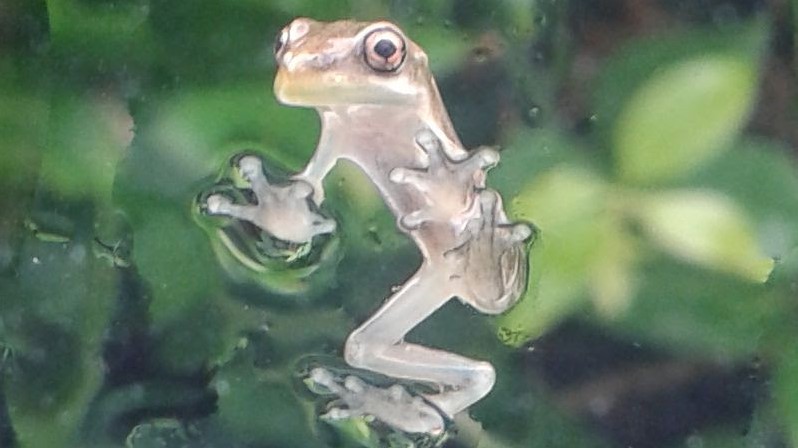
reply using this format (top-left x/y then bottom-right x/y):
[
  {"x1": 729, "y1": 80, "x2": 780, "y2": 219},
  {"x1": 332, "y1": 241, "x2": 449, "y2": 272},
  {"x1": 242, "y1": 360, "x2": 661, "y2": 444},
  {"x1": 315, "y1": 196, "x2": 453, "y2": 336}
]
[{"x1": 343, "y1": 265, "x2": 495, "y2": 430}]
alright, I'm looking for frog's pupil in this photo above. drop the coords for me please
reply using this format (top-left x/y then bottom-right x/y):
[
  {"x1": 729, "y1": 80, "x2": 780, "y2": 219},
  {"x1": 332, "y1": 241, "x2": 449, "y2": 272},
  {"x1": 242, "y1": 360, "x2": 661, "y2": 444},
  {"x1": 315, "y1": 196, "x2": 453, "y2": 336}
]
[
  {"x1": 374, "y1": 39, "x2": 397, "y2": 59},
  {"x1": 274, "y1": 33, "x2": 284, "y2": 54}
]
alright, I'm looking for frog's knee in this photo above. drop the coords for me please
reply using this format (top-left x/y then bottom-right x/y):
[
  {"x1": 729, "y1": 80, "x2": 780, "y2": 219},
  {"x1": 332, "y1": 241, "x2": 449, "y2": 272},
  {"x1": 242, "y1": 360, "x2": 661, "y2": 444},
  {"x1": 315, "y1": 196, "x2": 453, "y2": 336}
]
[
  {"x1": 344, "y1": 330, "x2": 373, "y2": 368},
  {"x1": 469, "y1": 361, "x2": 496, "y2": 398}
]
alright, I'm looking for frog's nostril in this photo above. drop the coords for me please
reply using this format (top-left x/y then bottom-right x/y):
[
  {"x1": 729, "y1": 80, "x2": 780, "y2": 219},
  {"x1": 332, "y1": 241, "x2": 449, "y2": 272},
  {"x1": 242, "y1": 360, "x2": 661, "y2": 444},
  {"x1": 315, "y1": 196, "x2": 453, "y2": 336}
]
[{"x1": 374, "y1": 39, "x2": 397, "y2": 59}]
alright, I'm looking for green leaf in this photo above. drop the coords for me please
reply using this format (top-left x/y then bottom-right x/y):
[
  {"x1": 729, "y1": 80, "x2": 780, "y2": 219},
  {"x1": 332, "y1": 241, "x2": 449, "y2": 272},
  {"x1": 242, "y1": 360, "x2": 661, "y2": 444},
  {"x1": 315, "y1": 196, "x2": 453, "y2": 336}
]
[
  {"x1": 614, "y1": 54, "x2": 758, "y2": 184},
  {"x1": 0, "y1": 89, "x2": 47, "y2": 190},
  {"x1": 475, "y1": 367, "x2": 612, "y2": 448},
  {"x1": 685, "y1": 140, "x2": 798, "y2": 260},
  {"x1": 774, "y1": 347, "x2": 798, "y2": 446},
  {"x1": 634, "y1": 190, "x2": 774, "y2": 282},
  {"x1": 205, "y1": 360, "x2": 322, "y2": 448},
  {"x1": 40, "y1": 93, "x2": 132, "y2": 202},
  {"x1": 2, "y1": 220, "x2": 116, "y2": 447},
  {"x1": 126, "y1": 419, "x2": 194, "y2": 448},
  {"x1": 490, "y1": 128, "x2": 589, "y2": 199},
  {"x1": 611, "y1": 258, "x2": 784, "y2": 359},
  {"x1": 117, "y1": 84, "x2": 318, "y2": 202},
  {"x1": 592, "y1": 20, "x2": 768, "y2": 183},
  {"x1": 133, "y1": 205, "x2": 221, "y2": 324},
  {"x1": 497, "y1": 168, "x2": 607, "y2": 345}
]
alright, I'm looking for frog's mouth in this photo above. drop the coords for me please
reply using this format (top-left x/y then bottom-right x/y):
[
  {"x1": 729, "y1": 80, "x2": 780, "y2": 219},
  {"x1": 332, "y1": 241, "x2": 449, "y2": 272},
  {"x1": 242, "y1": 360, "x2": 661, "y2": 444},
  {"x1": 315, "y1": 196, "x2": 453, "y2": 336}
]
[{"x1": 274, "y1": 69, "x2": 418, "y2": 107}]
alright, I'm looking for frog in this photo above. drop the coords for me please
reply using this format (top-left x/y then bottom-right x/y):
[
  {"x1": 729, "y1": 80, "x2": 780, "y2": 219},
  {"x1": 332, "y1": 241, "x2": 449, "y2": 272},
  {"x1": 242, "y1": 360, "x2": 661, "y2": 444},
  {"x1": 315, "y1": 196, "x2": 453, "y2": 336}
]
[{"x1": 205, "y1": 18, "x2": 533, "y2": 435}]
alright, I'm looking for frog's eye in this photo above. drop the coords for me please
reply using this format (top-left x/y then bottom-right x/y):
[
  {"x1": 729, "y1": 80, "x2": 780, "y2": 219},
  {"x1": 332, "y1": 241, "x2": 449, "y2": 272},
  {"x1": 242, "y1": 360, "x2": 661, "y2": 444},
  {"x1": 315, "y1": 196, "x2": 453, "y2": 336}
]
[
  {"x1": 274, "y1": 29, "x2": 288, "y2": 57},
  {"x1": 363, "y1": 28, "x2": 406, "y2": 73}
]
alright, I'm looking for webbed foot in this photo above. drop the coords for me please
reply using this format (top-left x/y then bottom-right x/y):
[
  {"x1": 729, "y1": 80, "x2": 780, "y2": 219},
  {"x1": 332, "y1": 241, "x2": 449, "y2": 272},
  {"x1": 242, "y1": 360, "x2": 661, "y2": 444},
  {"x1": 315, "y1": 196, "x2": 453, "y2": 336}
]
[
  {"x1": 389, "y1": 129, "x2": 499, "y2": 231},
  {"x1": 308, "y1": 367, "x2": 446, "y2": 436},
  {"x1": 446, "y1": 189, "x2": 533, "y2": 314},
  {"x1": 205, "y1": 155, "x2": 335, "y2": 244}
]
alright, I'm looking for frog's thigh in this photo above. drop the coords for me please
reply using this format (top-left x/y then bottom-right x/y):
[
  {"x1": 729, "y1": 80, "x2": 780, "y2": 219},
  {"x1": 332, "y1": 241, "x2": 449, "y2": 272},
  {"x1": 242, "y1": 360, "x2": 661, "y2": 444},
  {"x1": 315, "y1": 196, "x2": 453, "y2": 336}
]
[{"x1": 343, "y1": 265, "x2": 495, "y2": 416}]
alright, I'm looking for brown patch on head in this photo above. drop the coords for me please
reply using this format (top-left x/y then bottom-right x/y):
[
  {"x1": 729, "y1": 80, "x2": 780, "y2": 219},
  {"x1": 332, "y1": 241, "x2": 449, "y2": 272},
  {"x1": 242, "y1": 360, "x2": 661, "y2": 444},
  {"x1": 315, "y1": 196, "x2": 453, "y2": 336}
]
[
  {"x1": 272, "y1": 18, "x2": 434, "y2": 107},
  {"x1": 275, "y1": 18, "x2": 372, "y2": 63}
]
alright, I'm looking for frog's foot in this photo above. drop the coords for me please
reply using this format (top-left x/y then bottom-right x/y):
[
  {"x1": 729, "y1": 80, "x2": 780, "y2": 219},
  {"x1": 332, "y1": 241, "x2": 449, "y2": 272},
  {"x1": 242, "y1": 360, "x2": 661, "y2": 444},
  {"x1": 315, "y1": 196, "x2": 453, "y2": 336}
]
[
  {"x1": 389, "y1": 129, "x2": 499, "y2": 230},
  {"x1": 446, "y1": 189, "x2": 533, "y2": 314},
  {"x1": 308, "y1": 367, "x2": 446, "y2": 435},
  {"x1": 205, "y1": 155, "x2": 336, "y2": 243}
]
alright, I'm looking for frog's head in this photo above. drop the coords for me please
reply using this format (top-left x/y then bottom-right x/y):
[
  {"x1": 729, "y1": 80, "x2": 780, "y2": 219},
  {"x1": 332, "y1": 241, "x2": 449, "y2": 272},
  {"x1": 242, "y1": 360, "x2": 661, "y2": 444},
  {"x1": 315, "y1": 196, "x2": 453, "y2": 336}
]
[{"x1": 273, "y1": 18, "x2": 434, "y2": 107}]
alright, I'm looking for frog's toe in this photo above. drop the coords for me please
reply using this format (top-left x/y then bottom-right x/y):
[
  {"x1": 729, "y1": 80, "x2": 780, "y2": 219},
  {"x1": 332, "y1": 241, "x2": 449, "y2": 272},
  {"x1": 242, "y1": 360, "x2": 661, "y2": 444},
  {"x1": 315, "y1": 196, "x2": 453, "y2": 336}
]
[
  {"x1": 470, "y1": 147, "x2": 500, "y2": 170},
  {"x1": 509, "y1": 222, "x2": 533, "y2": 243},
  {"x1": 389, "y1": 167, "x2": 426, "y2": 185},
  {"x1": 396, "y1": 400, "x2": 446, "y2": 435},
  {"x1": 388, "y1": 384, "x2": 410, "y2": 402},
  {"x1": 206, "y1": 194, "x2": 256, "y2": 221},
  {"x1": 310, "y1": 367, "x2": 335, "y2": 386},
  {"x1": 414, "y1": 128, "x2": 440, "y2": 151},
  {"x1": 286, "y1": 180, "x2": 314, "y2": 199},
  {"x1": 344, "y1": 375, "x2": 367, "y2": 394},
  {"x1": 322, "y1": 407, "x2": 355, "y2": 421},
  {"x1": 477, "y1": 189, "x2": 500, "y2": 213},
  {"x1": 414, "y1": 129, "x2": 445, "y2": 164},
  {"x1": 398, "y1": 210, "x2": 431, "y2": 230},
  {"x1": 237, "y1": 155, "x2": 265, "y2": 182},
  {"x1": 205, "y1": 194, "x2": 232, "y2": 214},
  {"x1": 312, "y1": 217, "x2": 337, "y2": 235}
]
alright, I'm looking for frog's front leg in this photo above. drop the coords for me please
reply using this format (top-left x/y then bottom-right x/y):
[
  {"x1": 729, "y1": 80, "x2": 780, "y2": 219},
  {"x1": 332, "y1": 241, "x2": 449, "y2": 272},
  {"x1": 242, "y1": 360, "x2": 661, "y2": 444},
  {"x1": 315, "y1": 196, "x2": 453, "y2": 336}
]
[
  {"x1": 389, "y1": 129, "x2": 499, "y2": 231},
  {"x1": 206, "y1": 155, "x2": 335, "y2": 243}
]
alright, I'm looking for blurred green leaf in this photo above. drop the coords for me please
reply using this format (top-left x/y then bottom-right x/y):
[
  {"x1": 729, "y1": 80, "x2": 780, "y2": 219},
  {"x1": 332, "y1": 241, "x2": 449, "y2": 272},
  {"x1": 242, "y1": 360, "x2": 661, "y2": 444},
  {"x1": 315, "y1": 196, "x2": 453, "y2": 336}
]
[
  {"x1": 686, "y1": 140, "x2": 798, "y2": 260},
  {"x1": 404, "y1": 23, "x2": 472, "y2": 75},
  {"x1": 321, "y1": 417, "x2": 381, "y2": 448},
  {"x1": 498, "y1": 168, "x2": 607, "y2": 345},
  {"x1": 125, "y1": 419, "x2": 194, "y2": 448},
  {"x1": 634, "y1": 190, "x2": 773, "y2": 282},
  {"x1": 592, "y1": 20, "x2": 767, "y2": 177},
  {"x1": 132, "y1": 204, "x2": 221, "y2": 324},
  {"x1": 205, "y1": 359, "x2": 322, "y2": 448},
  {"x1": 152, "y1": 301, "x2": 231, "y2": 375},
  {"x1": 475, "y1": 367, "x2": 612, "y2": 448},
  {"x1": 490, "y1": 129, "x2": 589, "y2": 200},
  {"x1": 585, "y1": 216, "x2": 638, "y2": 317},
  {"x1": 47, "y1": 0, "x2": 155, "y2": 77},
  {"x1": 742, "y1": 405, "x2": 790, "y2": 448},
  {"x1": 673, "y1": 430, "x2": 748, "y2": 448},
  {"x1": 611, "y1": 258, "x2": 786, "y2": 359},
  {"x1": 614, "y1": 54, "x2": 758, "y2": 184},
  {"x1": 40, "y1": 93, "x2": 132, "y2": 202},
  {"x1": 118, "y1": 84, "x2": 317, "y2": 201},
  {"x1": 0, "y1": 88, "x2": 47, "y2": 192},
  {"x1": 2, "y1": 222, "x2": 115, "y2": 447},
  {"x1": 774, "y1": 347, "x2": 798, "y2": 447}
]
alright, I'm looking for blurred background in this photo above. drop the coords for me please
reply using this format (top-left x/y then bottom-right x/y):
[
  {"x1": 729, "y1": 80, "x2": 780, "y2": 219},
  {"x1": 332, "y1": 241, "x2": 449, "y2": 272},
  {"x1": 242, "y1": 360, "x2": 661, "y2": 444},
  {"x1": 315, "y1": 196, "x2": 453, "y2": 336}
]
[{"x1": 1, "y1": 0, "x2": 797, "y2": 447}]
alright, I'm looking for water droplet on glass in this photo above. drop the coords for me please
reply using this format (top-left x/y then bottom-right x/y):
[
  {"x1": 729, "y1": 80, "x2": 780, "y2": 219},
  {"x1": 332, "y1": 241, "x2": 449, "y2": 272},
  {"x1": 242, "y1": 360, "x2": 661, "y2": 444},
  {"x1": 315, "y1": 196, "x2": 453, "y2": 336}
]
[
  {"x1": 534, "y1": 15, "x2": 547, "y2": 26},
  {"x1": 525, "y1": 106, "x2": 542, "y2": 127},
  {"x1": 215, "y1": 379, "x2": 231, "y2": 396},
  {"x1": 686, "y1": 435, "x2": 704, "y2": 448}
]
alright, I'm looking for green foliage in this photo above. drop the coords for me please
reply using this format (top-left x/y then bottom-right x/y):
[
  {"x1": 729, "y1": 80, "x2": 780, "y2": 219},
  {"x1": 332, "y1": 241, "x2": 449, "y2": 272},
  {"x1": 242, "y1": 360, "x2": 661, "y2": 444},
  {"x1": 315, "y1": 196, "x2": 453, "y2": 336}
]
[
  {"x1": 1, "y1": 1, "x2": 797, "y2": 447},
  {"x1": 498, "y1": 18, "x2": 790, "y2": 348},
  {"x1": 614, "y1": 55, "x2": 757, "y2": 184}
]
